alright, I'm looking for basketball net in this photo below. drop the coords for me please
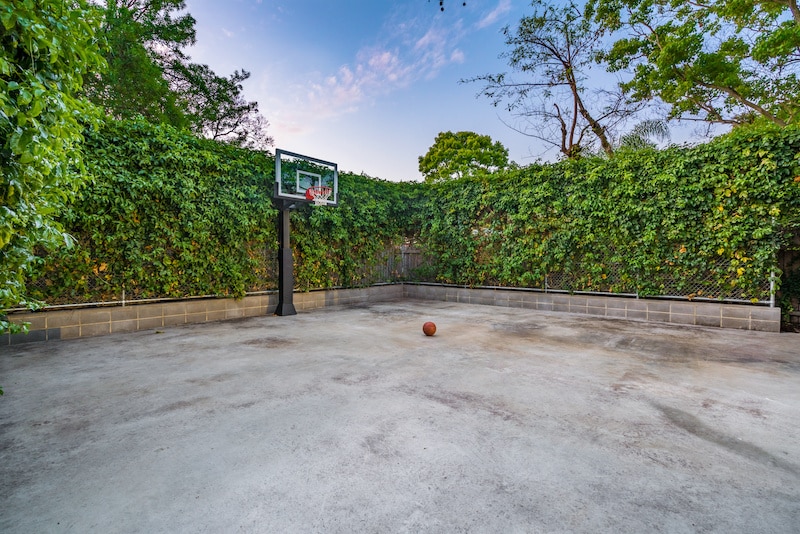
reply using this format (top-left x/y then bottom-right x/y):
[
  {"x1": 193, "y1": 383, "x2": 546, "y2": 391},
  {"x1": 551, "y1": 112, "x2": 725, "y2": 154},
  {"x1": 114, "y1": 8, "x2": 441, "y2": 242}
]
[{"x1": 306, "y1": 186, "x2": 332, "y2": 206}]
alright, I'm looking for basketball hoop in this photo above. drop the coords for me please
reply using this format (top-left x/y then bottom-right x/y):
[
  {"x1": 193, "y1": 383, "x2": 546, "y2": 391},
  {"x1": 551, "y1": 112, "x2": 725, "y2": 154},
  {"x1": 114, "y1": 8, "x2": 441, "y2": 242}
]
[{"x1": 305, "y1": 185, "x2": 332, "y2": 206}]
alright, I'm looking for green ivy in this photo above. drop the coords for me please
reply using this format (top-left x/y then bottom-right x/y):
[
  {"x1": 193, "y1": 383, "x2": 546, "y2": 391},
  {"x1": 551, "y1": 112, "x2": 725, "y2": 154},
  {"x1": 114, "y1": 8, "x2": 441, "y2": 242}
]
[
  {"x1": 31, "y1": 119, "x2": 278, "y2": 302},
  {"x1": 19, "y1": 121, "x2": 800, "y2": 313},
  {"x1": 417, "y1": 124, "x2": 800, "y2": 301},
  {"x1": 27, "y1": 120, "x2": 421, "y2": 304}
]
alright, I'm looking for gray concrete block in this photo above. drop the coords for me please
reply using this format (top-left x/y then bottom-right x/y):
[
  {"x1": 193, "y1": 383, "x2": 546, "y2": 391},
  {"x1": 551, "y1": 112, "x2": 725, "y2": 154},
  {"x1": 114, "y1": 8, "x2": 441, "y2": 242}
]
[
  {"x1": 59, "y1": 325, "x2": 81, "y2": 340},
  {"x1": 163, "y1": 314, "x2": 187, "y2": 326},
  {"x1": 625, "y1": 310, "x2": 648, "y2": 321},
  {"x1": 206, "y1": 311, "x2": 227, "y2": 322},
  {"x1": 569, "y1": 299, "x2": 588, "y2": 314},
  {"x1": 693, "y1": 302, "x2": 721, "y2": 317},
  {"x1": 670, "y1": 302, "x2": 697, "y2": 316},
  {"x1": 45, "y1": 310, "x2": 80, "y2": 329},
  {"x1": 137, "y1": 306, "x2": 164, "y2": 319},
  {"x1": 80, "y1": 309, "x2": 112, "y2": 325},
  {"x1": 721, "y1": 317, "x2": 750, "y2": 330},
  {"x1": 646, "y1": 301, "x2": 672, "y2": 313},
  {"x1": 81, "y1": 322, "x2": 111, "y2": 337},
  {"x1": 605, "y1": 298, "x2": 627, "y2": 311},
  {"x1": 111, "y1": 319, "x2": 139, "y2": 333},
  {"x1": 162, "y1": 302, "x2": 186, "y2": 317},
  {"x1": 722, "y1": 306, "x2": 752, "y2": 319},
  {"x1": 203, "y1": 299, "x2": 229, "y2": 312},
  {"x1": 750, "y1": 307, "x2": 780, "y2": 322},
  {"x1": 186, "y1": 300, "x2": 210, "y2": 314},
  {"x1": 606, "y1": 307, "x2": 627, "y2": 318},
  {"x1": 625, "y1": 300, "x2": 649, "y2": 312},
  {"x1": 695, "y1": 315, "x2": 722, "y2": 328},
  {"x1": 551, "y1": 295, "x2": 570, "y2": 306},
  {"x1": 750, "y1": 319, "x2": 780, "y2": 333},
  {"x1": 110, "y1": 307, "x2": 139, "y2": 322},
  {"x1": 138, "y1": 317, "x2": 164, "y2": 330},
  {"x1": 586, "y1": 297, "x2": 606, "y2": 309},
  {"x1": 647, "y1": 311, "x2": 670, "y2": 323},
  {"x1": 186, "y1": 312, "x2": 208, "y2": 324},
  {"x1": 669, "y1": 313, "x2": 696, "y2": 326},
  {"x1": 16, "y1": 313, "x2": 47, "y2": 331},
  {"x1": 243, "y1": 306, "x2": 263, "y2": 318}
]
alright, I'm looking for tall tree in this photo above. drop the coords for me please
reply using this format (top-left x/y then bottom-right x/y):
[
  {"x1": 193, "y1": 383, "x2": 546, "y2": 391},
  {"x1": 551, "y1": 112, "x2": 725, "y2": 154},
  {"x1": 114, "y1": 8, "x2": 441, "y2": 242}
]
[
  {"x1": 83, "y1": 0, "x2": 193, "y2": 127},
  {"x1": 173, "y1": 65, "x2": 274, "y2": 150},
  {"x1": 588, "y1": 0, "x2": 800, "y2": 126},
  {"x1": 1, "y1": 0, "x2": 106, "y2": 333},
  {"x1": 617, "y1": 119, "x2": 670, "y2": 150},
  {"x1": 464, "y1": 0, "x2": 638, "y2": 159},
  {"x1": 419, "y1": 131, "x2": 510, "y2": 183},
  {"x1": 85, "y1": 0, "x2": 273, "y2": 148}
]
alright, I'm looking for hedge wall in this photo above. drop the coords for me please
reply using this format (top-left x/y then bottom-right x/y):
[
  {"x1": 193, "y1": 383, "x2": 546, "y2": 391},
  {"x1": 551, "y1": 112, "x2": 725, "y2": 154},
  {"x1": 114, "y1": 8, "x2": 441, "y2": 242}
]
[
  {"x1": 417, "y1": 124, "x2": 800, "y2": 302},
  {"x1": 28, "y1": 119, "x2": 420, "y2": 304},
  {"x1": 23, "y1": 120, "x2": 800, "y2": 310}
]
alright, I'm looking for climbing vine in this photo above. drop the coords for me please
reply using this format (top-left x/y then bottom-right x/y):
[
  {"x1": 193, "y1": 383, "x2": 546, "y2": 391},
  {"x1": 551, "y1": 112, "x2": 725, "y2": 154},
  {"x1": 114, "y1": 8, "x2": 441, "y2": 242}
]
[
  {"x1": 17, "y1": 121, "x2": 800, "y2": 314},
  {"x1": 27, "y1": 119, "x2": 421, "y2": 304},
  {"x1": 417, "y1": 124, "x2": 800, "y2": 301}
]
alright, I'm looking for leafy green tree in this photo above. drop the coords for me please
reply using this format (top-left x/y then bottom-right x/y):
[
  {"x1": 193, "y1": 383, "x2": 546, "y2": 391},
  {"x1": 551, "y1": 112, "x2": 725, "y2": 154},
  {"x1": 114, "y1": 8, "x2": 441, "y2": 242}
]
[
  {"x1": 174, "y1": 65, "x2": 274, "y2": 150},
  {"x1": 419, "y1": 131, "x2": 511, "y2": 183},
  {"x1": 588, "y1": 0, "x2": 800, "y2": 126},
  {"x1": 83, "y1": 0, "x2": 191, "y2": 127},
  {"x1": 1, "y1": 0, "x2": 106, "y2": 335},
  {"x1": 464, "y1": 0, "x2": 641, "y2": 159},
  {"x1": 85, "y1": 0, "x2": 272, "y2": 147},
  {"x1": 617, "y1": 119, "x2": 670, "y2": 150}
]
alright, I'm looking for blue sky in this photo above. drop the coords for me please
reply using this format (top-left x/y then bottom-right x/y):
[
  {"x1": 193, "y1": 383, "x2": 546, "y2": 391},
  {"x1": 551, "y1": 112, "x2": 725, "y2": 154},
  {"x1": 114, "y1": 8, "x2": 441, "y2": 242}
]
[{"x1": 184, "y1": 0, "x2": 540, "y2": 181}]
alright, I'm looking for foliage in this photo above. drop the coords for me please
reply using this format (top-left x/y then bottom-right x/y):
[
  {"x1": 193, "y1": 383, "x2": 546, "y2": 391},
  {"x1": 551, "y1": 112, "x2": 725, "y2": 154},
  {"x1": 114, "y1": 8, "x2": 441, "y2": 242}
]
[
  {"x1": 779, "y1": 267, "x2": 800, "y2": 324},
  {"x1": 418, "y1": 131, "x2": 510, "y2": 183},
  {"x1": 291, "y1": 175, "x2": 424, "y2": 289},
  {"x1": 464, "y1": 0, "x2": 639, "y2": 159},
  {"x1": 14, "y1": 123, "x2": 800, "y2": 318},
  {"x1": 1, "y1": 0, "x2": 106, "y2": 334},
  {"x1": 83, "y1": 0, "x2": 190, "y2": 127},
  {"x1": 617, "y1": 119, "x2": 670, "y2": 150},
  {"x1": 416, "y1": 124, "x2": 800, "y2": 301},
  {"x1": 85, "y1": 0, "x2": 272, "y2": 148},
  {"x1": 434, "y1": 1, "x2": 468, "y2": 11},
  {"x1": 175, "y1": 65, "x2": 274, "y2": 150},
  {"x1": 588, "y1": 0, "x2": 800, "y2": 126},
  {"x1": 27, "y1": 120, "x2": 420, "y2": 303},
  {"x1": 30, "y1": 119, "x2": 277, "y2": 303}
]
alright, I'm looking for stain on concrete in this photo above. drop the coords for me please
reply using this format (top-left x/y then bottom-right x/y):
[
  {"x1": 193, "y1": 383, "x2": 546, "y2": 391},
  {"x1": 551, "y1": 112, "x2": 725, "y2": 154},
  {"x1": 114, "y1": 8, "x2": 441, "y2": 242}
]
[
  {"x1": 399, "y1": 386, "x2": 522, "y2": 423},
  {"x1": 242, "y1": 336, "x2": 295, "y2": 349},
  {"x1": 653, "y1": 402, "x2": 800, "y2": 477}
]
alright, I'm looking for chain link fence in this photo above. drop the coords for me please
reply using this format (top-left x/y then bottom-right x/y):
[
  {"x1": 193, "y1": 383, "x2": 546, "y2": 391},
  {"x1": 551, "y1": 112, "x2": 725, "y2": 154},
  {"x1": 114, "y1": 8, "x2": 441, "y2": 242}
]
[
  {"x1": 25, "y1": 245, "x2": 773, "y2": 308},
  {"x1": 399, "y1": 248, "x2": 774, "y2": 305}
]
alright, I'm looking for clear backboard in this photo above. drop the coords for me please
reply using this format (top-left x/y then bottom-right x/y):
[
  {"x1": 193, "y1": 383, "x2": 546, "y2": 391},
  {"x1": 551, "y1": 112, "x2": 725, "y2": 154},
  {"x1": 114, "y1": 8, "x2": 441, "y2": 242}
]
[{"x1": 275, "y1": 149, "x2": 338, "y2": 206}]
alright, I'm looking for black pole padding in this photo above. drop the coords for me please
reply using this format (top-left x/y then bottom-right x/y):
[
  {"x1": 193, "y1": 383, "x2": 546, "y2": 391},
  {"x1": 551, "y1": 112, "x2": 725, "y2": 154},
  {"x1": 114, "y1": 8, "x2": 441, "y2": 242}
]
[{"x1": 275, "y1": 203, "x2": 297, "y2": 316}]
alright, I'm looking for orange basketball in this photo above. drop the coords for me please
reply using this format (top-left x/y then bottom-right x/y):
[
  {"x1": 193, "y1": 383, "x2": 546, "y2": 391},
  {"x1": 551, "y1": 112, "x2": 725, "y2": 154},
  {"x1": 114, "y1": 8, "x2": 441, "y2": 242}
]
[{"x1": 423, "y1": 321, "x2": 437, "y2": 336}]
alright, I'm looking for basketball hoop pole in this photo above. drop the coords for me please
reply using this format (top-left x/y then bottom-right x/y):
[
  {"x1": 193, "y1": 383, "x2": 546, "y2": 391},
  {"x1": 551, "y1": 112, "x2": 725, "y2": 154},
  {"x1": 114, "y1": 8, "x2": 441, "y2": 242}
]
[
  {"x1": 275, "y1": 200, "x2": 297, "y2": 316},
  {"x1": 273, "y1": 148, "x2": 338, "y2": 316}
]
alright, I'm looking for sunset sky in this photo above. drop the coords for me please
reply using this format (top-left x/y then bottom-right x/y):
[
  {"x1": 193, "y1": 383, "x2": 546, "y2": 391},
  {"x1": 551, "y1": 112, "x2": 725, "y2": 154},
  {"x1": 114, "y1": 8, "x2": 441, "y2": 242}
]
[{"x1": 184, "y1": 0, "x2": 547, "y2": 181}]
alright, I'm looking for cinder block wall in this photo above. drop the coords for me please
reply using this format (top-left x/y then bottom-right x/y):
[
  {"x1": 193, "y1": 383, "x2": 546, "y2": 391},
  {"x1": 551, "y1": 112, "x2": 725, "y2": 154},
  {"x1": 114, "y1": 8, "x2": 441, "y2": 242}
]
[
  {"x1": 403, "y1": 284, "x2": 781, "y2": 333},
  {"x1": 2, "y1": 283, "x2": 780, "y2": 345},
  {"x1": 3, "y1": 285, "x2": 404, "y2": 346}
]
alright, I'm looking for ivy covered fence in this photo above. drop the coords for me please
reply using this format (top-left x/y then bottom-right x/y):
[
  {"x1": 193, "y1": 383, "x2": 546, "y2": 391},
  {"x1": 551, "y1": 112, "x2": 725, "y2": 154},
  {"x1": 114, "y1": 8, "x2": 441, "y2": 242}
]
[{"x1": 18, "y1": 120, "x2": 800, "y2": 317}]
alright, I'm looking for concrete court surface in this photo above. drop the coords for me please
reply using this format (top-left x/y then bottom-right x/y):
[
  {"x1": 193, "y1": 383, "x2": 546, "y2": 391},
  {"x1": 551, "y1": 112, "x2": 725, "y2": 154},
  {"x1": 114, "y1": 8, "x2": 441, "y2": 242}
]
[{"x1": 1, "y1": 301, "x2": 799, "y2": 533}]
